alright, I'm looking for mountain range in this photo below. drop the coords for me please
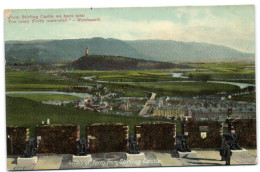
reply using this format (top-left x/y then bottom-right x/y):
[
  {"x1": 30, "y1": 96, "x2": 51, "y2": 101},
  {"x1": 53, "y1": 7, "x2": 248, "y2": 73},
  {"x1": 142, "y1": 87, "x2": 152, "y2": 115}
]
[{"x1": 5, "y1": 37, "x2": 254, "y2": 64}]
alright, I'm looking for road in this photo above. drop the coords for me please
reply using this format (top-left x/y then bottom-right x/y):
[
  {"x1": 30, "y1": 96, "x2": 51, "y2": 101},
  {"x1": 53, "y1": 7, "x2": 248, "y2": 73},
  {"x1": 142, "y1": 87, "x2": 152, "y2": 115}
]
[{"x1": 139, "y1": 92, "x2": 156, "y2": 116}]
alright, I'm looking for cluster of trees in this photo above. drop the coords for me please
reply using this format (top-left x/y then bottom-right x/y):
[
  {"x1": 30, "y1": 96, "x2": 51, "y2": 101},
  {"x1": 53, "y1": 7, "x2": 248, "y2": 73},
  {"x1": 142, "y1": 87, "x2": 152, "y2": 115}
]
[{"x1": 188, "y1": 74, "x2": 211, "y2": 82}]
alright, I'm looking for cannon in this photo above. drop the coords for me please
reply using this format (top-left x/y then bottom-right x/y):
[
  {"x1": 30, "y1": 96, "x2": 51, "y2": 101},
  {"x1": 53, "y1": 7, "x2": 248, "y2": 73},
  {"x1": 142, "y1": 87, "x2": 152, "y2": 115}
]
[
  {"x1": 172, "y1": 134, "x2": 191, "y2": 158},
  {"x1": 23, "y1": 138, "x2": 37, "y2": 158},
  {"x1": 222, "y1": 133, "x2": 242, "y2": 150},
  {"x1": 220, "y1": 108, "x2": 242, "y2": 161},
  {"x1": 176, "y1": 134, "x2": 191, "y2": 152},
  {"x1": 222, "y1": 108, "x2": 242, "y2": 150},
  {"x1": 220, "y1": 133, "x2": 241, "y2": 161},
  {"x1": 128, "y1": 135, "x2": 139, "y2": 154},
  {"x1": 77, "y1": 138, "x2": 87, "y2": 156}
]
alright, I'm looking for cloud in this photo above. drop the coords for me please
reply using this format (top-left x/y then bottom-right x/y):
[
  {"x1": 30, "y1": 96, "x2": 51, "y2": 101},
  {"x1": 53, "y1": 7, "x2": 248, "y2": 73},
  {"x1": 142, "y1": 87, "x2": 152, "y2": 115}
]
[
  {"x1": 4, "y1": 7, "x2": 254, "y2": 53},
  {"x1": 77, "y1": 17, "x2": 254, "y2": 52}
]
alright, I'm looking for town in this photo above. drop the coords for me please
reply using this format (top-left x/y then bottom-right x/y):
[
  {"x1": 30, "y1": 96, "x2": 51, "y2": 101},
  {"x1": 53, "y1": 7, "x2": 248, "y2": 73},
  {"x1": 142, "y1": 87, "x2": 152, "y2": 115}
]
[{"x1": 41, "y1": 85, "x2": 256, "y2": 121}]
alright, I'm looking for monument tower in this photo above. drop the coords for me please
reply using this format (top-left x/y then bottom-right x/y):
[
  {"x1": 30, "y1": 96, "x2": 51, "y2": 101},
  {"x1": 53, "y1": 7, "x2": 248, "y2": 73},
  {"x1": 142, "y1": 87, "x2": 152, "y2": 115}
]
[{"x1": 85, "y1": 47, "x2": 89, "y2": 56}]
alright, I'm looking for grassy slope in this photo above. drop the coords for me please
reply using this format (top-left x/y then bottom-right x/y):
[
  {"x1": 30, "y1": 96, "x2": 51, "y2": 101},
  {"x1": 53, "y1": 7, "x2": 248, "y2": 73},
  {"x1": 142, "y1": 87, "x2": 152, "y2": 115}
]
[{"x1": 6, "y1": 96, "x2": 178, "y2": 137}]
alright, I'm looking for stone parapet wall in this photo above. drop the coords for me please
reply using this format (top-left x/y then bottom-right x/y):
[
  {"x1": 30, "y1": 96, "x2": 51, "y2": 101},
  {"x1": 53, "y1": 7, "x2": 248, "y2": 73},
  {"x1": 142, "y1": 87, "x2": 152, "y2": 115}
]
[
  {"x1": 135, "y1": 122, "x2": 176, "y2": 150},
  {"x1": 36, "y1": 125, "x2": 80, "y2": 154},
  {"x1": 87, "y1": 124, "x2": 128, "y2": 153},
  {"x1": 184, "y1": 121, "x2": 222, "y2": 148},
  {"x1": 232, "y1": 119, "x2": 256, "y2": 148},
  {"x1": 7, "y1": 126, "x2": 29, "y2": 155}
]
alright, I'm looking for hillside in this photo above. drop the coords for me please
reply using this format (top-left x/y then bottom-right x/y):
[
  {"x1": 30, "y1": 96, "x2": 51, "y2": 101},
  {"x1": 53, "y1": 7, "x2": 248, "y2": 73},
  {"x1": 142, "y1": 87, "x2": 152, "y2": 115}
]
[
  {"x1": 68, "y1": 55, "x2": 184, "y2": 70},
  {"x1": 126, "y1": 40, "x2": 255, "y2": 62},
  {"x1": 5, "y1": 37, "x2": 254, "y2": 64}
]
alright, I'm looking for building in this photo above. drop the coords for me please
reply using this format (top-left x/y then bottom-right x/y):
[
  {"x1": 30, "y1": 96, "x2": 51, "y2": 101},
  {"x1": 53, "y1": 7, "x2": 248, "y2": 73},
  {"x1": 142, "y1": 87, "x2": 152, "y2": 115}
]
[
  {"x1": 74, "y1": 85, "x2": 94, "y2": 91},
  {"x1": 84, "y1": 97, "x2": 93, "y2": 104},
  {"x1": 153, "y1": 108, "x2": 185, "y2": 119}
]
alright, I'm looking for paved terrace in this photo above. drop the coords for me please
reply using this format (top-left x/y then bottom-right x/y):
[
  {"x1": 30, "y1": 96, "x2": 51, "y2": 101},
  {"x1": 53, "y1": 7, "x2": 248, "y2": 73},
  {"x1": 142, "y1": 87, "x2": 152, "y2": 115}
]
[{"x1": 7, "y1": 149, "x2": 257, "y2": 170}]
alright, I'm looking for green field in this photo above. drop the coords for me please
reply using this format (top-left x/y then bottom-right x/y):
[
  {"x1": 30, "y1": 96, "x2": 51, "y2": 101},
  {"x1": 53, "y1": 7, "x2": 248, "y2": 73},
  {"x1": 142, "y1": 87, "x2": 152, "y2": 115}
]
[
  {"x1": 6, "y1": 72, "x2": 74, "y2": 85},
  {"x1": 6, "y1": 72, "x2": 75, "y2": 91},
  {"x1": 124, "y1": 82, "x2": 241, "y2": 96},
  {"x1": 5, "y1": 70, "x2": 185, "y2": 92},
  {"x1": 185, "y1": 71, "x2": 255, "y2": 80},
  {"x1": 8, "y1": 94, "x2": 81, "y2": 102},
  {"x1": 5, "y1": 69, "x2": 250, "y2": 97},
  {"x1": 62, "y1": 70, "x2": 187, "y2": 82},
  {"x1": 6, "y1": 84, "x2": 70, "y2": 91},
  {"x1": 6, "y1": 63, "x2": 255, "y2": 94},
  {"x1": 6, "y1": 96, "x2": 180, "y2": 136},
  {"x1": 186, "y1": 62, "x2": 254, "y2": 69},
  {"x1": 183, "y1": 63, "x2": 255, "y2": 80}
]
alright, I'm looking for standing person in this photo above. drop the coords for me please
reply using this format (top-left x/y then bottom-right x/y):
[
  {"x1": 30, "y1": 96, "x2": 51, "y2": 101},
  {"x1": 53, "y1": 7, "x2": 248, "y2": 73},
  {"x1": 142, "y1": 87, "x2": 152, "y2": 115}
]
[
  {"x1": 223, "y1": 140, "x2": 232, "y2": 165},
  {"x1": 220, "y1": 138, "x2": 225, "y2": 161}
]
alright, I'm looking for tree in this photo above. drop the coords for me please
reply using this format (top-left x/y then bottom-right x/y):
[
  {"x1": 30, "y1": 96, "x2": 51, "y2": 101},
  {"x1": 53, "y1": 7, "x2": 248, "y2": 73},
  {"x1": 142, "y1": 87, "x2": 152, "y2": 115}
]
[{"x1": 189, "y1": 74, "x2": 211, "y2": 82}]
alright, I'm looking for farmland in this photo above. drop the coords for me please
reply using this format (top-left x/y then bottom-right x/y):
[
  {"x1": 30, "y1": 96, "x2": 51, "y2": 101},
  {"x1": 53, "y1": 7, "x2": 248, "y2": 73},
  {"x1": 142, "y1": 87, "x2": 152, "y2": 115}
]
[
  {"x1": 184, "y1": 63, "x2": 255, "y2": 81},
  {"x1": 123, "y1": 82, "x2": 241, "y2": 97},
  {"x1": 5, "y1": 72, "x2": 74, "y2": 91},
  {"x1": 5, "y1": 65, "x2": 254, "y2": 97},
  {"x1": 61, "y1": 70, "x2": 188, "y2": 82},
  {"x1": 7, "y1": 94, "x2": 80, "y2": 102}
]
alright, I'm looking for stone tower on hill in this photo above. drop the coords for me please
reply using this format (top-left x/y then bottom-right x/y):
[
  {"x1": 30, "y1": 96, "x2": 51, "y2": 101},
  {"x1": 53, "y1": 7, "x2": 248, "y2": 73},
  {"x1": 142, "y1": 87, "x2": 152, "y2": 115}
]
[{"x1": 85, "y1": 47, "x2": 89, "y2": 56}]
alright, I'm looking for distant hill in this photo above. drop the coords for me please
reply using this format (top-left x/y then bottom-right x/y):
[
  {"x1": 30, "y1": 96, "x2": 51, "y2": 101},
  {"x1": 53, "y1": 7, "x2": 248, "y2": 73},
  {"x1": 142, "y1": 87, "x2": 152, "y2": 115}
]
[
  {"x1": 126, "y1": 40, "x2": 254, "y2": 62},
  {"x1": 68, "y1": 55, "x2": 185, "y2": 70},
  {"x1": 5, "y1": 37, "x2": 254, "y2": 64}
]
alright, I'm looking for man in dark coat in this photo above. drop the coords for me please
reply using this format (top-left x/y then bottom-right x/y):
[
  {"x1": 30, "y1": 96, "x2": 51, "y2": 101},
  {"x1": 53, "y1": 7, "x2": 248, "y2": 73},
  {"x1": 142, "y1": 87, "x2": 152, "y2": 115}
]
[
  {"x1": 220, "y1": 138, "x2": 225, "y2": 161},
  {"x1": 223, "y1": 140, "x2": 232, "y2": 165}
]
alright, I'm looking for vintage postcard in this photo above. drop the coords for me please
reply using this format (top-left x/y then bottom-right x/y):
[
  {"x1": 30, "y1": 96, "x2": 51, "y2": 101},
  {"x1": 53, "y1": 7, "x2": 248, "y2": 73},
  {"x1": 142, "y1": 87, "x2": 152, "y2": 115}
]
[{"x1": 5, "y1": 5, "x2": 256, "y2": 170}]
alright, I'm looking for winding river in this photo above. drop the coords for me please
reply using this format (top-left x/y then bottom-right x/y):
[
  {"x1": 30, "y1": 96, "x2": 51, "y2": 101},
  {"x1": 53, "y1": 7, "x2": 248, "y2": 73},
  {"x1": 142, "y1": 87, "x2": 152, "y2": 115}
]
[
  {"x1": 171, "y1": 72, "x2": 255, "y2": 89},
  {"x1": 82, "y1": 72, "x2": 255, "y2": 89}
]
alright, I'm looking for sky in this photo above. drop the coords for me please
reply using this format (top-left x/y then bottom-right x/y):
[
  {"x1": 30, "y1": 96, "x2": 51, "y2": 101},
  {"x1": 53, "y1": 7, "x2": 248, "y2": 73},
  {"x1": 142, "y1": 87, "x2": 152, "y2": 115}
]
[{"x1": 4, "y1": 5, "x2": 255, "y2": 53}]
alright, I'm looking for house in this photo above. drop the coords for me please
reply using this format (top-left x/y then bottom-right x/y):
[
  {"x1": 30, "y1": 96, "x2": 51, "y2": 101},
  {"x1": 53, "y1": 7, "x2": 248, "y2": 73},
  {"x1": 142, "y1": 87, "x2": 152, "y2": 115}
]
[
  {"x1": 84, "y1": 97, "x2": 93, "y2": 104},
  {"x1": 153, "y1": 107, "x2": 185, "y2": 119}
]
